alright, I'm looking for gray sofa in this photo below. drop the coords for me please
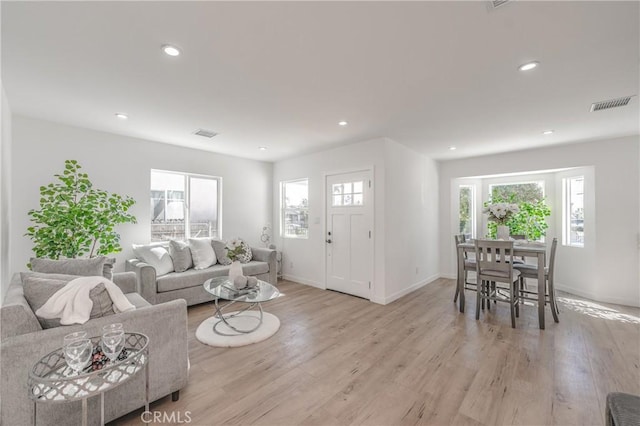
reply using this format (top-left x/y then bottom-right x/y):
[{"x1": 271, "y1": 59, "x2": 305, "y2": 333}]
[
  {"x1": 126, "y1": 246, "x2": 277, "y2": 306},
  {"x1": 1, "y1": 272, "x2": 189, "y2": 426}
]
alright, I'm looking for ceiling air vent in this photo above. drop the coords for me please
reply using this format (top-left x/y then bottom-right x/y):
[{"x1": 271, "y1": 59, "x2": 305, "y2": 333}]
[
  {"x1": 590, "y1": 96, "x2": 635, "y2": 112},
  {"x1": 193, "y1": 129, "x2": 218, "y2": 138},
  {"x1": 490, "y1": 0, "x2": 511, "y2": 9}
]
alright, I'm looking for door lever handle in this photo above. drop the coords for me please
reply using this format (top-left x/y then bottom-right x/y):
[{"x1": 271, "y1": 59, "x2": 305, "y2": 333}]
[{"x1": 326, "y1": 239, "x2": 332, "y2": 244}]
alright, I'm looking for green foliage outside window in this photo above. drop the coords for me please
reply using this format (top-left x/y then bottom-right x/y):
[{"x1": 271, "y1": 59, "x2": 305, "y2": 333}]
[
  {"x1": 459, "y1": 187, "x2": 472, "y2": 235},
  {"x1": 25, "y1": 160, "x2": 137, "y2": 261},
  {"x1": 485, "y1": 183, "x2": 551, "y2": 240},
  {"x1": 491, "y1": 183, "x2": 543, "y2": 205}
]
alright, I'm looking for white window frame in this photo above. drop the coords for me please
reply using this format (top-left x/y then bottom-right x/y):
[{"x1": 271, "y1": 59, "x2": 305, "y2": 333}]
[
  {"x1": 562, "y1": 176, "x2": 585, "y2": 248},
  {"x1": 459, "y1": 184, "x2": 476, "y2": 239},
  {"x1": 331, "y1": 180, "x2": 365, "y2": 207},
  {"x1": 281, "y1": 178, "x2": 309, "y2": 239},
  {"x1": 150, "y1": 169, "x2": 222, "y2": 241}
]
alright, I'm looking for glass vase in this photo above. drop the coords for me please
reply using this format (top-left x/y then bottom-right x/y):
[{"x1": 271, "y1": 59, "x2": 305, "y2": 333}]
[{"x1": 228, "y1": 260, "x2": 243, "y2": 282}]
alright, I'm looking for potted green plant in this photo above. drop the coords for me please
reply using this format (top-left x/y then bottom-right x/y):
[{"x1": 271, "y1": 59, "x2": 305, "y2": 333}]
[
  {"x1": 25, "y1": 160, "x2": 137, "y2": 261},
  {"x1": 508, "y1": 199, "x2": 551, "y2": 241},
  {"x1": 484, "y1": 195, "x2": 551, "y2": 240}
]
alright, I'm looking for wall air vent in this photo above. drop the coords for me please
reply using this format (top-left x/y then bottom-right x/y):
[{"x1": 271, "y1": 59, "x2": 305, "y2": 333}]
[
  {"x1": 490, "y1": 0, "x2": 511, "y2": 9},
  {"x1": 590, "y1": 96, "x2": 635, "y2": 112},
  {"x1": 193, "y1": 129, "x2": 218, "y2": 138}
]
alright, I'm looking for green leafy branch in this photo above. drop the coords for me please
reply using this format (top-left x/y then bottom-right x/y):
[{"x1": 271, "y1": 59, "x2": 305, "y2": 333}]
[
  {"x1": 484, "y1": 193, "x2": 550, "y2": 240},
  {"x1": 25, "y1": 160, "x2": 137, "y2": 260}
]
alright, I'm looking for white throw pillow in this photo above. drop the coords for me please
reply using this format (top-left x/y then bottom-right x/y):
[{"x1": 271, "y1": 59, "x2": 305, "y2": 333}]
[
  {"x1": 132, "y1": 243, "x2": 175, "y2": 276},
  {"x1": 188, "y1": 238, "x2": 217, "y2": 270}
]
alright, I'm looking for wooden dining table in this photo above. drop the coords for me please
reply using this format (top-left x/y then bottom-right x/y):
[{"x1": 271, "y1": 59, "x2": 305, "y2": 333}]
[{"x1": 456, "y1": 241, "x2": 548, "y2": 329}]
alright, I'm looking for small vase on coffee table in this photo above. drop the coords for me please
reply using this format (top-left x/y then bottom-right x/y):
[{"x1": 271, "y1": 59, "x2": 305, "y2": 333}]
[{"x1": 228, "y1": 260, "x2": 243, "y2": 282}]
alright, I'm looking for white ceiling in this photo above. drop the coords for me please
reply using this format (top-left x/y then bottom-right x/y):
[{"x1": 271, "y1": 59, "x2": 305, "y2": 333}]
[{"x1": 3, "y1": 1, "x2": 639, "y2": 162}]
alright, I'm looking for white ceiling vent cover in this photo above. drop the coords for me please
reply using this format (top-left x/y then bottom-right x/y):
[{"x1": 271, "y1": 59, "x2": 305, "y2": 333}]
[
  {"x1": 193, "y1": 129, "x2": 218, "y2": 138},
  {"x1": 490, "y1": 0, "x2": 511, "y2": 9},
  {"x1": 590, "y1": 96, "x2": 635, "y2": 112}
]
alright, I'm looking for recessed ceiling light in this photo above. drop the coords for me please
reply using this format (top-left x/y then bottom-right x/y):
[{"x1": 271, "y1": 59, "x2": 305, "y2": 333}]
[
  {"x1": 518, "y1": 61, "x2": 539, "y2": 71},
  {"x1": 258, "y1": 146, "x2": 268, "y2": 151},
  {"x1": 162, "y1": 44, "x2": 181, "y2": 57},
  {"x1": 449, "y1": 146, "x2": 457, "y2": 151},
  {"x1": 115, "y1": 113, "x2": 128, "y2": 120},
  {"x1": 542, "y1": 130, "x2": 554, "y2": 135},
  {"x1": 338, "y1": 121, "x2": 348, "y2": 126}
]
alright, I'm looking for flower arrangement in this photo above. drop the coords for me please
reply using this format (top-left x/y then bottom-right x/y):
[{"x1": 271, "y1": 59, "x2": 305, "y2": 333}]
[
  {"x1": 483, "y1": 202, "x2": 519, "y2": 225},
  {"x1": 225, "y1": 238, "x2": 248, "y2": 262}
]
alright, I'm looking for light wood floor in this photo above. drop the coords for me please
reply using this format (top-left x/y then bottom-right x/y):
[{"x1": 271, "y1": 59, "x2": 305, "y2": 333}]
[{"x1": 113, "y1": 278, "x2": 640, "y2": 426}]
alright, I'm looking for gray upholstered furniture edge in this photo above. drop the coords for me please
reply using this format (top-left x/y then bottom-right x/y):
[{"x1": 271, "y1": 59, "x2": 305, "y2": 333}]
[
  {"x1": 606, "y1": 392, "x2": 640, "y2": 426},
  {"x1": 126, "y1": 246, "x2": 277, "y2": 306},
  {"x1": 1, "y1": 272, "x2": 189, "y2": 426}
]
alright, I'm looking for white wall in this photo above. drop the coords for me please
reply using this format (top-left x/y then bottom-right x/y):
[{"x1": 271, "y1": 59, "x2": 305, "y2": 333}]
[
  {"x1": 273, "y1": 138, "x2": 387, "y2": 302},
  {"x1": 273, "y1": 137, "x2": 440, "y2": 304},
  {"x1": 11, "y1": 116, "x2": 273, "y2": 274},
  {"x1": 383, "y1": 139, "x2": 440, "y2": 302},
  {"x1": 439, "y1": 136, "x2": 640, "y2": 307},
  {"x1": 0, "y1": 84, "x2": 12, "y2": 300},
  {"x1": 553, "y1": 167, "x2": 597, "y2": 298}
]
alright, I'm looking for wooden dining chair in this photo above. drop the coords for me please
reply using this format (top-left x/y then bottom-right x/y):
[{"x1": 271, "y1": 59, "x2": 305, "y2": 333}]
[
  {"x1": 474, "y1": 239, "x2": 521, "y2": 328},
  {"x1": 510, "y1": 234, "x2": 527, "y2": 262},
  {"x1": 509, "y1": 234, "x2": 527, "y2": 288},
  {"x1": 513, "y1": 237, "x2": 559, "y2": 323},
  {"x1": 454, "y1": 234, "x2": 477, "y2": 303}
]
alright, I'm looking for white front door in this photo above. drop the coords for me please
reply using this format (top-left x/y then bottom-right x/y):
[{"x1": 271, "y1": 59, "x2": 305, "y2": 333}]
[{"x1": 325, "y1": 170, "x2": 373, "y2": 299}]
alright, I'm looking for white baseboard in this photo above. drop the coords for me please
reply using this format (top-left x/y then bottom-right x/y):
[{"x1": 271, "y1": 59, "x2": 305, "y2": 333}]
[
  {"x1": 555, "y1": 282, "x2": 640, "y2": 308},
  {"x1": 382, "y1": 273, "x2": 441, "y2": 305},
  {"x1": 281, "y1": 272, "x2": 640, "y2": 308},
  {"x1": 369, "y1": 295, "x2": 386, "y2": 305},
  {"x1": 281, "y1": 274, "x2": 325, "y2": 290},
  {"x1": 284, "y1": 274, "x2": 386, "y2": 304},
  {"x1": 282, "y1": 273, "x2": 456, "y2": 305}
]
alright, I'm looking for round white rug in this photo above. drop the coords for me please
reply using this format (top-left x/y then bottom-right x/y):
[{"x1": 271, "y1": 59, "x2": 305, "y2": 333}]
[{"x1": 195, "y1": 311, "x2": 280, "y2": 348}]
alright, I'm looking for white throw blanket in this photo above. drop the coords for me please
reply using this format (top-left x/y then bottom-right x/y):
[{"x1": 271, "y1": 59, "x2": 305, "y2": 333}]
[{"x1": 36, "y1": 276, "x2": 136, "y2": 325}]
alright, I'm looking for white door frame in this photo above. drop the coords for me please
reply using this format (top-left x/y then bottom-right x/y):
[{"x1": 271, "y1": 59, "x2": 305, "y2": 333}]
[{"x1": 323, "y1": 166, "x2": 375, "y2": 300}]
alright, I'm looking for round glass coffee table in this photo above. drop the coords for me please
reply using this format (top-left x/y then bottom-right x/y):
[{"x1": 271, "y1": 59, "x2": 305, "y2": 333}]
[{"x1": 204, "y1": 277, "x2": 280, "y2": 336}]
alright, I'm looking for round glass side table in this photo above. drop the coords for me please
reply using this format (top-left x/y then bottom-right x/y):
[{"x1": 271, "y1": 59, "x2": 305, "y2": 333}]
[{"x1": 28, "y1": 332, "x2": 149, "y2": 426}]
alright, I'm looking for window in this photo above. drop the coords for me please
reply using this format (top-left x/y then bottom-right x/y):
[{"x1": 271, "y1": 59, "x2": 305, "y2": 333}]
[
  {"x1": 281, "y1": 179, "x2": 309, "y2": 239},
  {"x1": 563, "y1": 176, "x2": 584, "y2": 247},
  {"x1": 459, "y1": 185, "x2": 475, "y2": 239},
  {"x1": 332, "y1": 181, "x2": 364, "y2": 206},
  {"x1": 150, "y1": 170, "x2": 220, "y2": 242},
  {"x1": 488, "y1": 181, "x2": 548, "y2": 241},
  {"x1": 489, "y1": 181, "x2": 544, "y2": 204}
]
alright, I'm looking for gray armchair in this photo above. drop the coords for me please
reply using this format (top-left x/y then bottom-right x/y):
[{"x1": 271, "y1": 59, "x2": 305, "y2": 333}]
[{"x1": 1, "y1": 272, "x2": 189, "y2": 426}]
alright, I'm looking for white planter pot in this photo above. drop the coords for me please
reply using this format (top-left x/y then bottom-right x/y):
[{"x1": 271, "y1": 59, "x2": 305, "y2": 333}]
[{"x1": 497, "y1": 225, "x2": 510, "y2": 240}]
